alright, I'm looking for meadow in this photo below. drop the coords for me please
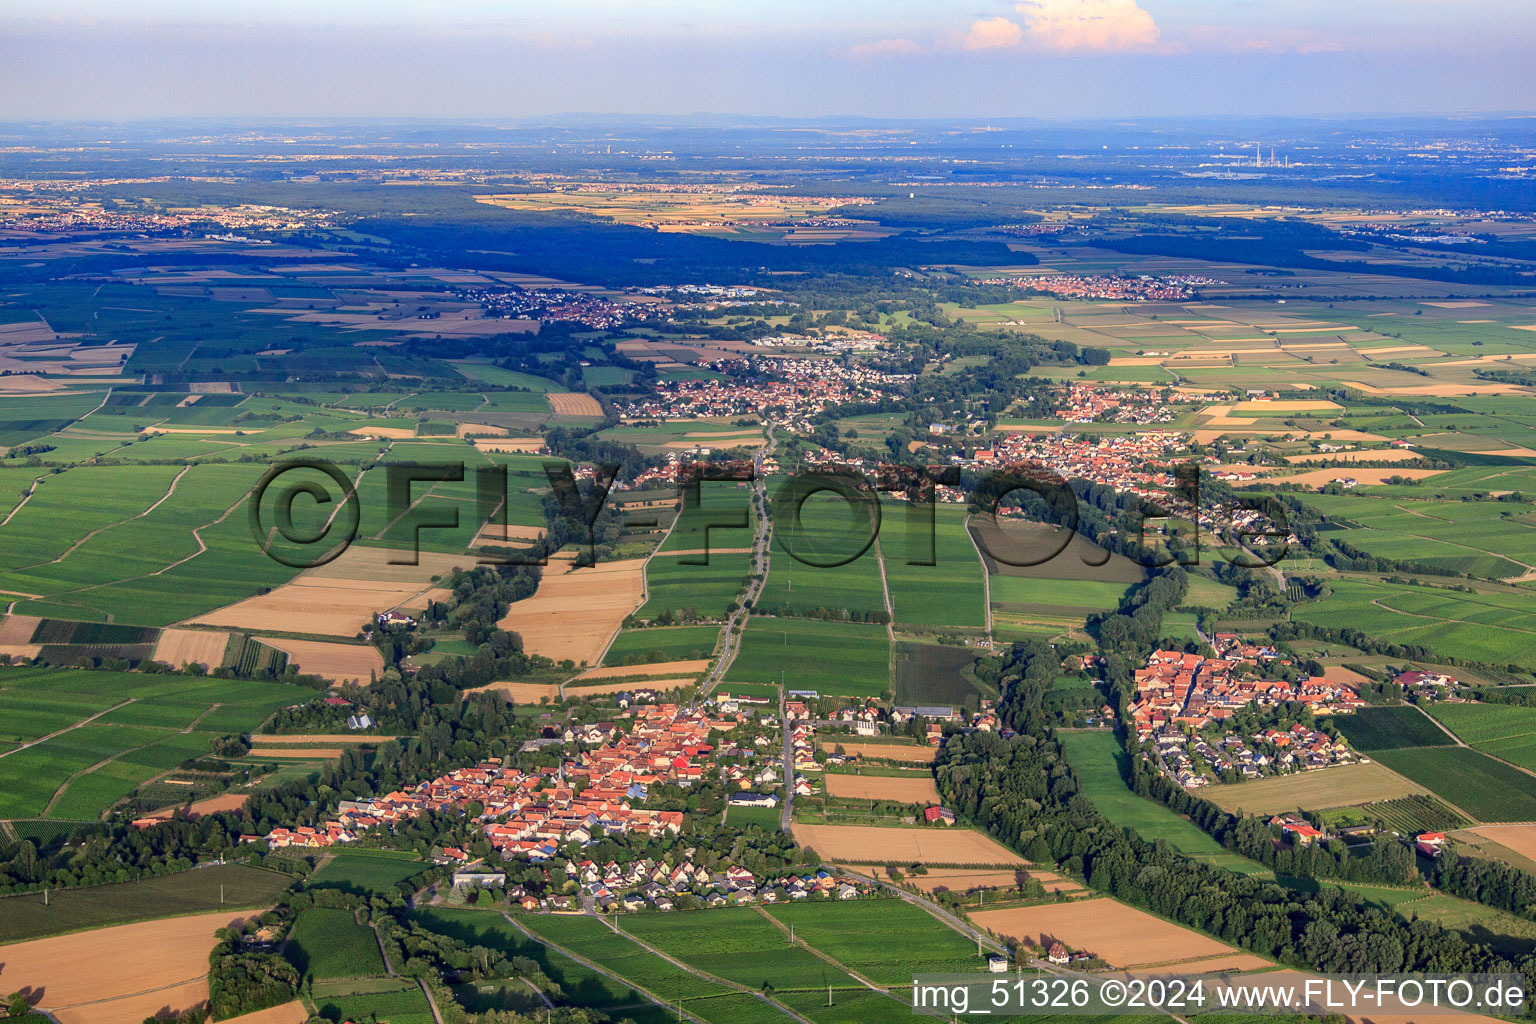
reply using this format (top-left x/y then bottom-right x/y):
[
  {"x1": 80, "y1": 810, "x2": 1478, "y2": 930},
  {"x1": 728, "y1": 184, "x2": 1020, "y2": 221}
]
[
  {"x1": 1332, "y1": 705, "x2": 1455, "y2": 750},
  {"x1": 1369, "y1": 746, "x2": 1536, "y2": 822},
  {"x1": 0, "y1": 863, "x2": 292, "y2": 944},
  {"x1": 518, "y1": 912, "x2": 780, "y2": 1024},
  {"x1": 763, "y1": 899, "x2": 982, "y2": 984},
  {"x1": 758, "y1": 488, "x2": 886, "y2": 621},
  {"x1": 1292, "y1": 579, "x2": 1536, "y2": 667},
  {"x1": 285, "y1": 906, "x2": 387, "y2": 979},
  {"x1": 620, "y1": 908, "x2": 869, "y2": 993},
  {"x1": 305, "y1": 849, "x2": 428, "y2": 896},
  {"x1": 1424, "y1": 701, "x2": 1536, "y2": 742},
  {"x1": 879, "y1": 504, "x2": 987, "y2": 631},
  {"x1": 891, "y1": 641, "x2": 989, "y2": 707},
  {"x1": 1059, "y1": 731, "x2": 1266, "y2": 873},
  {"x1": 416, "y1": 908, "x2": 678, "y2": 1022},
  {"x1": 725, "y1": 618, "x2": 890, "y2": 697},
  {"x1": 0, "y1": 668, "x2": 301, "y2": 821},
  {"x1": 604, "y1": 624, "x2": 721, "y2": 665},
  {"x1": 311, "y1": 979, "x2": 435, "y2": 1024},
  {"x1": 1291, "y1": 492, "x2": 1535, "y2": 580}
]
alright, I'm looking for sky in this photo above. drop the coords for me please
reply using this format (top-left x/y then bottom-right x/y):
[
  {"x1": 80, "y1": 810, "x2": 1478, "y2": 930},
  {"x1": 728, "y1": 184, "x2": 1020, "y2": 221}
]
[{"x1": 2, "y1": 0, "x2": 1534, "y2": 119}]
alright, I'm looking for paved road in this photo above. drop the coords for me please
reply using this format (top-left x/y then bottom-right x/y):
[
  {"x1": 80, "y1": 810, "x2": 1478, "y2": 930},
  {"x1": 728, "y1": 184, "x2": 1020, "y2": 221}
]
[
  {"x1": 699, "y1": 427, "x2": 773, "y2": 696},
  {"x1": 779, "y1": 689, "x2": 795, "y2": 831}
]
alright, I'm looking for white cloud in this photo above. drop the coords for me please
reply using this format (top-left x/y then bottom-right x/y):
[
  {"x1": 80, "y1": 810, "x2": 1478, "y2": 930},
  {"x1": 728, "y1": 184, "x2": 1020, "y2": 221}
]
[
  {"x1": 1015, "y1": 0, "x2": 1160, "y2": 52},
  {"x1": 967, "y1": 0, "x2": 1161, "y2": 53},
  {"x1": 848, "y1": 37, "x2": 922, "y2": 58},
  {"x1": 964, "y1": 15, "x2": 1024, "y2": 50}
]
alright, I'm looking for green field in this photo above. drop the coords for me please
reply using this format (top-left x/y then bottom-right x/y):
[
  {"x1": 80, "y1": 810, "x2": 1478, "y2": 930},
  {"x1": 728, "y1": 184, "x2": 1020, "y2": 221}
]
[
  {"x1": 604, "y1": 625, "x2": 721, "y2": 665},
  {"x1": 620, "y1": 908, "x2": 867, "y2": 993},
  {"x1": 1294, "y1": 492, "x2": 1536, "y2": 581},
  {"x1": 1292, "y1": 579, "x2": 1536, "y2": 668},
  {"x1": 725, "y1": 618, "x2": 890, "y2": 697},
  {"x1": 758, "y1": 488, "x2": 887, "y2": 621},
  {"x1": 727, "y1": 803, "x2": 783, "y2": 829},
  {"x1": 989, "y1": 575, "x2": 1136, "y2": 611},
  {"x1": 1427, "y1": 702, "x2": 1536, "y2": 771},
  {"x1": 0, "y1": 668, "x2": 301, "y2": 820},
  {"x1": 880, "y1": 504, "x2": 987, "y2": 630},
  {"x1": 518, "y1": 913, "x2": 782, "y2": 1024},
  {"x1": 305, "y1": 849, "x2": 428, "y2": 896},
  {"x1": 1060, "y1": 731, "x2": 1265, "y2": 873},
  {"x1": 1369, "y1": 746, "x2": 1536, "y2": 822},
  {"x1": 416, "y1": 908, "x2": 680, "y2": 1022},
  {"x1": 311, "y1": 978, "x2": 436, "y2": 1024},
  {"x1": 286, "y1": 906, "x2": 387, "y2": 979},
  {"x1": 763, "y1": 899, "x2": 982, "y2": 984},
  {"x1": 891, "y1": 641, "x2": 989, "y2": 707},
  {"x1": 0, "y1": 864, "x2": 293, "y2": 944},
  {"x1": 1332, "y1": 705, "x2": 1455, "y2": 751}
]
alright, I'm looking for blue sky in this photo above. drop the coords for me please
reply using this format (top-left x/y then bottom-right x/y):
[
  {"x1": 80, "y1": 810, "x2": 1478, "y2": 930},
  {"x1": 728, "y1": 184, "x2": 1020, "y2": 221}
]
[{"x1": 2, "y1": 1, "x2": 1533, "y2": 118}]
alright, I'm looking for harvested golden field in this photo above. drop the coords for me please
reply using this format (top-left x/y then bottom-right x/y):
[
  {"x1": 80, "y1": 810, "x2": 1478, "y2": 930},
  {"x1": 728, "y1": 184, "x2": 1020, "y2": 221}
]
[
  {"x1": 970, "y1": 898, "x2": 1241, "y2": 969},
  {"x1": 790, "y1": 824, "x2": 1026, "y2": 866},
  {"x1": 139, "y1": 792, "x2": 251, "y2": 820},
  {"x1": 247, "y1": 747, "x2": 344, "y2": 759},
  {"x1": 248, "y1": 733, "x2": 395, "y2": 745},
  {"x1": 1284, "y1": 449, "x2": 1424, "y2": 464},
  {"x1": 815, "y1": 740, "x2": 937, "y2": 763},
  {"x1": 4, "y1": 910, "x2": 258, "y2": 1024},
  {"x1": 256, "y1": 637, "x2": 384, "y2": 683},
  {"x1": 547, "y1": 392, "x2": 604, "y2": 417},
  {"x1": 218, "y1": 1001, "x2": 312, "y2": 1024},
  {"x1": 467, "y1": 680, "x2": 562, "y2": 703},
  {"x1": 1274, "y1": 467, "x2": 1442, "y2": 487},
  {"x1": 497, "y1": 555, "x2": 646, "y2": 667},
  {"x1": 303, "y1": 547, "x2": 475, "y2": 583},
  {"x1": 564, "y1": 677, "x2": 697, "y2": 695},
  {"x1": 573, "y1": 659, "x2": 711, "y2": 681},
  {"x1": 472, "y1": 521, "x2": 546, "y2": 544},
  {"x1": 456, "y1": 422, "x2": 508, "y2": 437},
  {"x1": 190, "y1": 549, "x2": 467, "y2": 636},
  {"x1": 52, "y1": 979, "x2": 209, "y2": 1024},
  {"x1": 1146, "y1": 952, "x2": 1275, "y2": 973},
  {"x1": 152, "y1": 628, "x2": 231, "y2": 670},
  {"x1": 0, "y1": 374, "x2": 67, "y2": 395},
  {"x1": 474, "y1": 438, "x2": 545, "y2": 453},
  {"x1": 349, "y1": 426, "x2": 416, "y2": 439},
  {"x1": 1201, "y1": 761, "x2": 1426, "y2": 815},
  {"x1": 824, "y1": 773, "x2": 941, "y2": 804},
  {"x1": 909, "y1": 868, "x2": 1080, "y2": 895},
  {"x1": 189, "y1": 580, "x2": 419, "y2": 635},
  {"x1": 1469, "y1": 825, "x2": 1536, "y2": 864},
  {"x1": 0, "y1": 613, "x2": 41, "y2": 643},
  {"x1": 217, "y1": 1002, "x2": 311, "y2": 1024},
  {"x1": 1320, "y1": 664, "x2": 1372, "y2": 686}
]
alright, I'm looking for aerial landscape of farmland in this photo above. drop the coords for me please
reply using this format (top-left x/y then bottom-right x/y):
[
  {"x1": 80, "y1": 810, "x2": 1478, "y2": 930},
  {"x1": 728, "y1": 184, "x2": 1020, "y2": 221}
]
[{"x1": 2, "y1": 3, "x2": 1536, "y2": 1023}]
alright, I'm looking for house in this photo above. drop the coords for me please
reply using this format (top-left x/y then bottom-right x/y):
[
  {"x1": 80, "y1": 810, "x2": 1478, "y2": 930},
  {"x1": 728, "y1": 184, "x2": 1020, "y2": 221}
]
[
  {"x1": 346, "y1": 713, "x2": 374, "y2": 731},
  {"x1": 1047, "y1": 942, "x2": 1070, "y2": 965},
  {"x1": 729, "y1": 792, "x2": 779, "y2": 808},
  {"x1": 376, "y1": 611, "x2": 416, "y2": 629},
  {"x1": 452, "y1": 871, "x2": 506, "y2": 888},
  {"x1": 923, "y1": 806, "x2": 956, "y2": 826},
  {"x1": 987, "y1": 954, "x2": 1009, "y2": 973},
  {"x1": 1416, "y1": 832, "x2": 1448, "y2": 858}
]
